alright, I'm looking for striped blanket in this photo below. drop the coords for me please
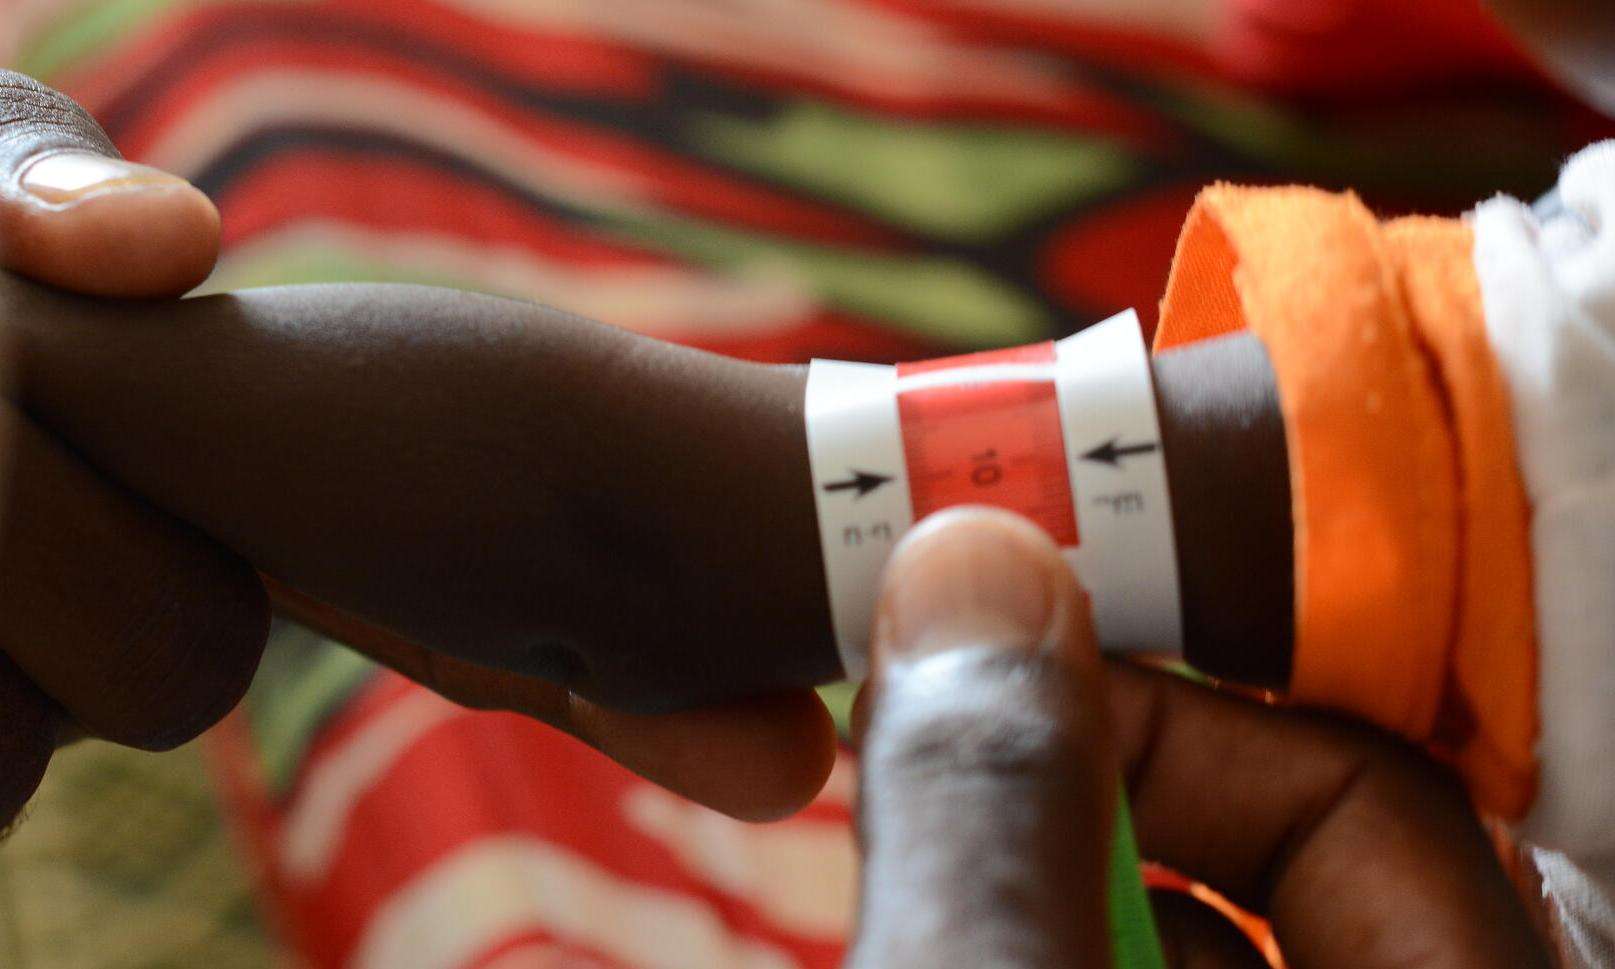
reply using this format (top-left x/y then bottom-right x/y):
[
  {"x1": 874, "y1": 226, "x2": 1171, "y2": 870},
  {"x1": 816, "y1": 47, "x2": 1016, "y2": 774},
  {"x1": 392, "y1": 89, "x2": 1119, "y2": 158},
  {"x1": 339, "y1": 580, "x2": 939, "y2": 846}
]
[{"x1": 8, "y1": 1, "x2": 1609, "y2": 966}]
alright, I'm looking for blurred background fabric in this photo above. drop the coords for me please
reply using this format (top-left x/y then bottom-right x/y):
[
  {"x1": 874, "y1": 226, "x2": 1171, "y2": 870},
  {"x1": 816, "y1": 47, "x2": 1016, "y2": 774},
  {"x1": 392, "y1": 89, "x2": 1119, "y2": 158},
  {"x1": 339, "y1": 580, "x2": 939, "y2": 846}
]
[
  {"x1": 0, "y1": 740, "x2": 281, "y2": 969},
  {"x1": 3, "y1": 0, "x2": 1611, "y2": 967}
]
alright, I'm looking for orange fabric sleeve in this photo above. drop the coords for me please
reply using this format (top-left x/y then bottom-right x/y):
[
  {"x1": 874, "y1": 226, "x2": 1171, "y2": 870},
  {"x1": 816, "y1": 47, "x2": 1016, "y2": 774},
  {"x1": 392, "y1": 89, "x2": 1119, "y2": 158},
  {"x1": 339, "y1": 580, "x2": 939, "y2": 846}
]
[
  {"x1": 1383, "y1": 218, "x2": 1537, "y2": 817},
  {"x1": 1154, "y1": 186, "x2": 1537, "y2": 817}
]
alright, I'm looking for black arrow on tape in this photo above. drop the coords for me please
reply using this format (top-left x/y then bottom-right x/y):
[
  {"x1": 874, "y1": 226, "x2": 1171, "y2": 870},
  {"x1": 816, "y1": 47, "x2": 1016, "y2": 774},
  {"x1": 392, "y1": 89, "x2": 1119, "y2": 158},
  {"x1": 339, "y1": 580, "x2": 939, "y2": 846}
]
[
  {"x1": 823, "y1": 470, "x2": 892, "y2": 498},
  {"x1": 1081, "y1": 437, "x2": 1159, "y2": 468}
]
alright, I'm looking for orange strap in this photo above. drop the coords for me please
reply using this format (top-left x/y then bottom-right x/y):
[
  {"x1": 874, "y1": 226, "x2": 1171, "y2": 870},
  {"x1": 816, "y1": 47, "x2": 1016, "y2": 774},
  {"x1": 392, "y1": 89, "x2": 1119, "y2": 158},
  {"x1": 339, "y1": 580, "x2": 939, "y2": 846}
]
[{"x1": 1155, "y1": 186, "x2": 1536, "y2": 816}]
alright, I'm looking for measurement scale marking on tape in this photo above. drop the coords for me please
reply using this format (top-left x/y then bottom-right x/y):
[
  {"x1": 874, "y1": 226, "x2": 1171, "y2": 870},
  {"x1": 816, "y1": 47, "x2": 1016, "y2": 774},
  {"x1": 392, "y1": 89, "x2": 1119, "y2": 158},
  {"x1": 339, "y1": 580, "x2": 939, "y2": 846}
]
[
  {"x1": 896, "y1": 341, "x2": 1079, "y2": 548},
  {"x1": 806, "y1": 310, "x2": 1182, "y2": 679}
]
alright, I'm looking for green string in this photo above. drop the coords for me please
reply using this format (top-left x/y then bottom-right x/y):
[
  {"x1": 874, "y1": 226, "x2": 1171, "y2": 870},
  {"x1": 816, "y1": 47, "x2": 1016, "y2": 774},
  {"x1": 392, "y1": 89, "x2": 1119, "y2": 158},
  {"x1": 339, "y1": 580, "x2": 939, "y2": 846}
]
[{"x1": 1108, "y1": 790, "x2": 1167, "y2": 969}]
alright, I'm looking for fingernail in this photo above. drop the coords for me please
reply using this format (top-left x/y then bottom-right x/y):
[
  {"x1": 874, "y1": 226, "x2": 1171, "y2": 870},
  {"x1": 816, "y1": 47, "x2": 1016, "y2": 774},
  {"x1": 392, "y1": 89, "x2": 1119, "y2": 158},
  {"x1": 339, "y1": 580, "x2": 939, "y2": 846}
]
[
  {"x1": 19, "y1": 151, "x2": 190, "y2": 205},
  {"x1": 878, "y1": 508, "x2": 1069, "y2": 660}
]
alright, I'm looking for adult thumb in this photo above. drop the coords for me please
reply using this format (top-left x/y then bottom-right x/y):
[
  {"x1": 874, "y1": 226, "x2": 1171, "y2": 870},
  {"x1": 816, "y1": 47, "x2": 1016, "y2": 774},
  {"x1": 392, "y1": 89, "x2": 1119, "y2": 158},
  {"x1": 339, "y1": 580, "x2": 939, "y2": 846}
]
[
  {"x1": 0, "y1": 70, "x2": 218, "y2": 297},
  {"x1": 850, "y1": 507, "x2": 1116, "y2": 969}
]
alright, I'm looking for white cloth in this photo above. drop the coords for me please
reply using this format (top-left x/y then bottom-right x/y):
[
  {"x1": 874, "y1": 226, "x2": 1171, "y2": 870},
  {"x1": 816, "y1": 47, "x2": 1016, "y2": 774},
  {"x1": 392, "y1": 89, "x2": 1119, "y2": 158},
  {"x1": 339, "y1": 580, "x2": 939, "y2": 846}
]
[
  {"x1": 1473, "y1": 141, "x2": 1615, "y2": 967},
  {"x1": 1535, "y1": 847, "x2": 1615, "y2": 969}
]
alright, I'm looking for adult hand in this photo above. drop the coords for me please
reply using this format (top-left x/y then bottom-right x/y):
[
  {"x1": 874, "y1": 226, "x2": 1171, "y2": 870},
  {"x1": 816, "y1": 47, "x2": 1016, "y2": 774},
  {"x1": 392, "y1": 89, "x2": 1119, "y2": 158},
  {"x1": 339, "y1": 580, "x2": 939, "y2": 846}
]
[
  {"x1": 0, "y1": 70, "x2": 833, "y2": 825},
  {"x1": 848, "y1": 507, "x2": 1553, "y2": 967},
  {"x1": 0, "y1": 69, "x2": 267, "y2": 826},
  {"x1": 0, "y1": 71, "x2": 219, "y2": 296}
]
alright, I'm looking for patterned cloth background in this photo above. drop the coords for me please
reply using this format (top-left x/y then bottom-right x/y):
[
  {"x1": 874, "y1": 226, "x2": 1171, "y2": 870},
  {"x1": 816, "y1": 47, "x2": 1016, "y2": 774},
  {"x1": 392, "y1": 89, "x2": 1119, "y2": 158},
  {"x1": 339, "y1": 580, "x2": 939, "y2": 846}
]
[
  {"x1": 3, "y1": 0, "x2": 1611, "y2": 966},
  {"x1": 0, "y1": 741, "x2": 280, "y2": 969}
]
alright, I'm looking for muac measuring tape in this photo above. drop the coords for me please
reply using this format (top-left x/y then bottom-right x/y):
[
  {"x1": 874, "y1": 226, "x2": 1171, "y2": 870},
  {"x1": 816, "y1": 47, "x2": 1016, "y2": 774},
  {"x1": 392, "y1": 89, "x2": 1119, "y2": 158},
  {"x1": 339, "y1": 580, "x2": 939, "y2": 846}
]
[{"x1": 806, "y1": 309, "x2": 1182, "y2": 679}]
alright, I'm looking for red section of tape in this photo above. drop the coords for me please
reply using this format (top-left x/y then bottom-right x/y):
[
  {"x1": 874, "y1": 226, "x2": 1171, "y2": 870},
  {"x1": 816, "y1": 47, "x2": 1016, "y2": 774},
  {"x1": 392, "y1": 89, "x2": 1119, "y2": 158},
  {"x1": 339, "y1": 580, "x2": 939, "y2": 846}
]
[{"x1": 896, "y1": 342, "x2": 1079, "y2": 546}]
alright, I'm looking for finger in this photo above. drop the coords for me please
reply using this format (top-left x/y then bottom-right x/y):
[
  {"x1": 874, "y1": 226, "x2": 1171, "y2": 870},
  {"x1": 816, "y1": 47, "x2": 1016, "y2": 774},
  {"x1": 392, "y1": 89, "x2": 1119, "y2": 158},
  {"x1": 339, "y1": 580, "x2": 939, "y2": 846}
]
[
  {"x1": 1108, "y1": 662, "x2": 1552, "y2": 969},
  {"x1": 0, "y1": 653, "x2": 55, "y2": 827},
  {"x1": 569, "y1": 689, "x2": 838, "y2": 821},
  {"x1": 0, "y1": 401, "x2": 269, "y2": 750},
  {"x1": 268, "y1": 578, "x2": 838, "y2": 821},
  {"x1": 0, "y1": 70, "x2": 218, "y2": 297},
  {"x1": 850, "y1": 507, "x2": 1112, "y2": 969}
]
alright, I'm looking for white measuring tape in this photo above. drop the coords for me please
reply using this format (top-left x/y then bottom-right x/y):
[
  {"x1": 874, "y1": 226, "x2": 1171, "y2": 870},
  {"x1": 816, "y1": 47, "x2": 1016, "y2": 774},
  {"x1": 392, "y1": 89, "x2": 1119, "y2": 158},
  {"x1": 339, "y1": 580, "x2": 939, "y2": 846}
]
[{"x1": 806, "y1": 309, "x2": 1182, "y2": 680}]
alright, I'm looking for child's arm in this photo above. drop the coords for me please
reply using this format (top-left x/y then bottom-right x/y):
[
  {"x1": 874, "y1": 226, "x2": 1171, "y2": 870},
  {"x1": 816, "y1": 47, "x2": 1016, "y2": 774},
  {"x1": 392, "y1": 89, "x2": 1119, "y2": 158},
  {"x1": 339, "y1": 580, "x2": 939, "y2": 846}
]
[{"x1": 0, "y1": 275, "x2": 1292, "y2": 713}]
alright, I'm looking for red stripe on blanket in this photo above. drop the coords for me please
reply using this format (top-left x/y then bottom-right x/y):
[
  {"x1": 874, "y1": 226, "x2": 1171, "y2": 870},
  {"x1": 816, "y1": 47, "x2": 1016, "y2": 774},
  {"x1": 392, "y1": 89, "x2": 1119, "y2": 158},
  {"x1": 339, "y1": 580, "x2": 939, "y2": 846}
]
[
  {"x1": 1038, "y1": 182, "x2": 1207, "y2": 339},
  {"x1": 852, "y1": 0, "x2": 1220, "y2": 77},
  {"x1": 60, "y1": 2, "x2": 656, "y2": 111},
  {"x1": 465, "y1": 931, "x2": 631, "y2": 969},
  {"x1": 110, "y1": 40, "x2": 905, "y2": 247},
  {"x1": 247, "y1": 685, "x2": 846, "y2": 968},
  {"x1": 216, "y1": 152, "x2": 676, "y2": 267},
  {"x1": 678, "y1": 311, "x2": 943, "y2": 365}
]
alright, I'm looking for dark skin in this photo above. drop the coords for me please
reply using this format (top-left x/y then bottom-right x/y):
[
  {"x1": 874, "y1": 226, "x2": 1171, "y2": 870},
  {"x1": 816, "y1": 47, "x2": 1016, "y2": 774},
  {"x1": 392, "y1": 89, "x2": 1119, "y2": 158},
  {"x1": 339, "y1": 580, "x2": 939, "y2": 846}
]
[
  {"x1": 0, "y1": 69, "x2": 263, "y2": 827},
  {"x1": 856, "y1": 509, "x2": 1551, "y2": 969},
  {"x1": 0, "y1": 70, "x2": 1286, "y2": 827},
  {"x1": 0, "y1": 279, "x2": 1291, "y2": 709},
  {"x1": 0, "y1": 71, "x2": 838, "y2": 824},
  {"x1": 0, "y1": 69, "x2": 1553, "y2": 967},
  {"x1": 0, "y1": 274, "x2": 1555, "y2": 965}
]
